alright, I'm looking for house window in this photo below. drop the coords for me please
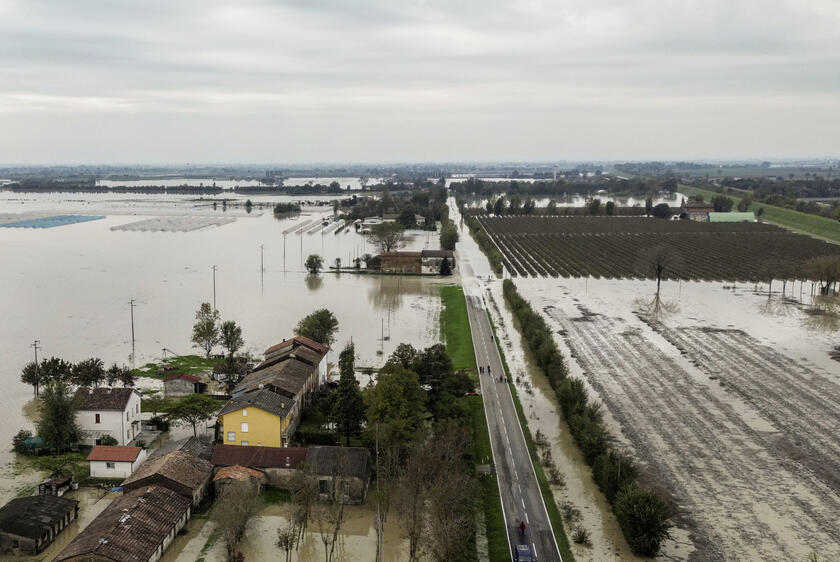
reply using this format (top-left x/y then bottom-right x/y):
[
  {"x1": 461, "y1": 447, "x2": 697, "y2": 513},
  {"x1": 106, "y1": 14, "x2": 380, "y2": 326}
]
[
  {"x1": 319, "y1": 479, "x2": 329, "y2": 494},
  {"x1": 127, "y1": 430, "x2": 130, "y2": 441},
  {"x1": 126, "y1": 411, "x2": 129, "y2": 421},
  {"x1": 227, "y1": 432, "x2": 236, "y2": 441},
  {"x1": 241, "y1": 422, "x2": 249, "y2": 433},
  {"x1": 95, "y1": 413, "x2": 100, "y2": 424},
  {"x1": 12, "y1": 540, "x2": 19, "y2": 548},
  {"x1": 241, "y1": 441, "x2": 249, "y2": 446},
  {"x1": 242, "y1": 409, "x2": 247, "y2": 416},
  {"x1": 106, "y1": 462, "x2": 115, "y2": 469}
]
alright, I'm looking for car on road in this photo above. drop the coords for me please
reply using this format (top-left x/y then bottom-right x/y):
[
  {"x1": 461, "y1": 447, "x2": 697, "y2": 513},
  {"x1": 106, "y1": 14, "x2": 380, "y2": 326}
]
[{"x1": 514, "y1": 544, "x2": 535, "y2": 562}]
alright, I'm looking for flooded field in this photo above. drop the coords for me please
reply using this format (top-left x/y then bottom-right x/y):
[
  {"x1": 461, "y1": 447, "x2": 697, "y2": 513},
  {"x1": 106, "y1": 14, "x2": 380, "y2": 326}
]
[
  {"x1": 0, "y1": 192, "x2": 444, "y2": 503},
  {"x1": 517, "y1": 277, "x2": 840, "y2": 561}
]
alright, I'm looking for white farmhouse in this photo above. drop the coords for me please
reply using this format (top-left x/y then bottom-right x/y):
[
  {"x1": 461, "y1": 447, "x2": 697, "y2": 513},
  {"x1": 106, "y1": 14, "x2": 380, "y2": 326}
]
[
  {"x1": 87, "y1": 445, "x2": 147, "y2": 479},
  {"x1": 75, "y1": 387, "x2": 142, "y2": 446}
]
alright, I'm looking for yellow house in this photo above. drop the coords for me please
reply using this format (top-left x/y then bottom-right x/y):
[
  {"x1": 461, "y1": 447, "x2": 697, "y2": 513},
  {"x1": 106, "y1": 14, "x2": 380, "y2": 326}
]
[{"x1": 219, "y1": 389, "x2": 297, "y2": 448}]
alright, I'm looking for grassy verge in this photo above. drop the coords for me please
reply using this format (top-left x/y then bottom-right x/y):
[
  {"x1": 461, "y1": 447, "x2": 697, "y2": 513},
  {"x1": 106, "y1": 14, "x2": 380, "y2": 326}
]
[
  {"x1": 441, "y1": 285, "x2": 478, "y2": 373},
  {"x1": 680, "y1": 184, "x2": 840, "y2": 243},
  {"x1": 486, "y1": 311, "x2": 576, "y2": 561},
  {"x1": 131, "y1": 354, "x2": 217, "y2": 380},
  {"x1": 440, "y1": 284, "x2": 508, "y2": 562}
]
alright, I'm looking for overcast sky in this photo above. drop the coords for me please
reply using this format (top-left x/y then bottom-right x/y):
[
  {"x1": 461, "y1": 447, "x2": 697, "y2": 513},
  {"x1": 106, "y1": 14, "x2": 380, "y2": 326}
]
[{"x1": 1, "y1": 0, "x2": 838, "y2": 164}]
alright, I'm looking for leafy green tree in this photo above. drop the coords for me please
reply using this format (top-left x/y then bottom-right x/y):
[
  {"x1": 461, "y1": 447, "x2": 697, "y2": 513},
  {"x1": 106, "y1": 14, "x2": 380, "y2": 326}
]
[
  {"x1": 387, "y1": 343, "x2": 418, "y2": 369},
  {"x1": 397, "y1": 208, "x2": 417, "y2": 229},
  {"x1": 546, "y1": 200, "x2": 558, "y2": 215},
  {"x1": 220, "y1": 320, "x2": 245, "y2": 365},
  {"x1": 605, "y1": 201, "x2": 616, "y2": 215},
  {"x1": 439, "y1": 257, "x2": 452, "y2": 276},
  {"x1": 12, "y1": 430, "x2": 33, "y2": 453},
  {"x1": 645, "y1": 196, "x2": 653, "y2": 216},
  {"x1": 331, "y1": 343, "x2": 365, "y2": 445},
  {"x1": 36, "y1": 382, "x2": 81, "y2": 453},
  {"x1": 522, "y1": 198, "x2": 535, "y2": 215},
  {"x1": 295, "y1": 309, "x2": 339, "y2": 347},
  {"x1": 365, "y1": 365, "x2": 426, "y2": 445},
  {"x1": 20, "y1": 361, "x2": 42, "y2": 396},
  {"x1": 508, "y1": 194, "x2": 522, "y2": 213},
  {"x1": 72, "y1": 357, "x2": 106, "y2": 387},
  {"x1": 305, "y1": 254, "x2": 324, "y2": 274},
  {"x1": 736, "y1": 197, "x2": 753, "y2": 212},
  {"x1": 614, "y1": 484, "x2": 673, "y2": 556},
  {"x1": 165, "y1": 393, "x2": 220, "y2": 437},
  {"x1": 587, "y1": 198, "x2": 601, "y2": 215},
  {"x1": 38, "y1": 357, "x2": 73, "y2": 386},
  {"x1": 712, "y1": 195, "x2": 734, "y2": 212},
  {"x1": 370, "y1": 222, "x2": 405, "y2": 253},
  {"x1": 440, "y1": 222, "x2": 459, "y2": 251},
  {"x1": 493, "y1": 196, "x2": 506, "y2": 215},
  {"x1": 192, "y1": 302, "x2": 220, "y2": 358},
  {"x1": 106, "y1": 363, "x2": 136, "y2": 387},
  {"x1": 651, "y1": 203, "x2": 672, "y2": 219}
]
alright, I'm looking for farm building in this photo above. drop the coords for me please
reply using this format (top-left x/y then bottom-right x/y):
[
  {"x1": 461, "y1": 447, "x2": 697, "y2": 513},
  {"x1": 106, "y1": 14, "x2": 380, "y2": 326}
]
[
  {"x1": 163, "y1": 373, "x2": 207, "y2": 397},
  {"x1": 87, "y1": 445, "x2": 147, "y2": 479},
  {"x1": 213, "y1": 465, "x2": 266, "y2": 496},
  {"x1": 679, "y1": 200, "x2": 714, "y2": 221},
  {"x1": 54, "y1": 485, "x2": 190, "y2": 562},
  {"x1": 121, "y1": 450, "x2": 213, "y2": 507},
  {"x1": 220, "y1": 336, "x2": 328, "y2": 447},
  {"x1": 38, "y1": 475, "x2": 72, "y2": 496},
  {"x1": 75, "y1": 387, "x2": 142, "y2": 446},
  {"x1": 375, "y1": 249, "x2": 456, "y2": 274},
  {"x1": 307, "y1": 446, "x2": 371, "y2": 504},
  {"x1": 148, "y1": 435, "x2": 214, "y2": 461},
  {"x1": 211, "y1": 444, "x2": 308, "y2": 488},
  {"x1": 0, "y1": 495, "x2": 79, "y2": 555},
  {"x1": 210, "y1": 444, "x2": 370, "y2": 503},
  {"x1": 709, "y1": 212, "x2": 755, "y2": 223}
]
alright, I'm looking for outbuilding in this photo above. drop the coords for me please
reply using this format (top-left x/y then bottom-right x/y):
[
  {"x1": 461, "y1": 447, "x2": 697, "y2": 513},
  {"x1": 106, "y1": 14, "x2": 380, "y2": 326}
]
[
  {"x1": 87, "y1": 445, "x2": 147, "y2": 479},
  {"x1": 0, "y1": 495, "x2": 79, "y2": 555},
  {"x1": 163, "y1": 373, "x2": 207, "y2": 398},
  {"x1": 121, "y1": 450, "x2": 213, "y2": 507}
]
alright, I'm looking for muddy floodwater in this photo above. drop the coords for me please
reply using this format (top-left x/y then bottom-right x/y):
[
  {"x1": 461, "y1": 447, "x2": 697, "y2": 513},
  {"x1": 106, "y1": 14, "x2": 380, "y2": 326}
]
[
  {"x1": 0, "y1": 191, "x2": 444, "y2": 503},
  {"x1": 451, "y1": 197, "x2": 840, "y2": 560}
]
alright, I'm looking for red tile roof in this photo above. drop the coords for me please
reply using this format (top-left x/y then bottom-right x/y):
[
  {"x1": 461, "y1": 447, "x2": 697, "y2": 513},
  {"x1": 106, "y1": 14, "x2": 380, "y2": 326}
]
[
  {"x1": 163, "y1": 373, "x2": 201, "y2": 383},
  {"x1": 213, "y1": 465, "x2": 266, "y2": 482},
  {"x1": 264, "y1": 335, "x2": 329, "y2": 356},
  {"x1": 211, "y1": 444, "x2": 308, "y2": 470},
  {"x1": 87, "y1": 445, "x2": 142, "y2": 463}
]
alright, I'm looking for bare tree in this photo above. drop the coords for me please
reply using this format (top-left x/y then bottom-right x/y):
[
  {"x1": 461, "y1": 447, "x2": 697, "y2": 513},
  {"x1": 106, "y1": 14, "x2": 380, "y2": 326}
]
[
  {"x1": 395, "y1": 440, "x2": 429, "y2": 562},
  {"x1": 312, "y1": 454, "x2": 350, "y2": 562},
  {"x1": 292, "y1": 463, "x2": 317, "y2": 544},
  {"x1": 214, "y1": 479, "x2": 261, "y2": 561},
  {"x1": 370, "y1": 222, "x2": 405, "y2": 253},
  {"x1": 803, "y1": 255, "x2": 840, "y2": 295},
  {"x1": 276, "y1": 505, "x2": 299, "y2": 562},
  {"x1": 636, "y1": 245, "x2": 682, "y2": 292}
]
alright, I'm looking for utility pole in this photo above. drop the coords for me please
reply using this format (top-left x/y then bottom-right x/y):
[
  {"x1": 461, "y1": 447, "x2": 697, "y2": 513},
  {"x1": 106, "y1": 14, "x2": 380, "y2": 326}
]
[
  {"x1": 31, "y1": 340, "x2": 41, "y2": 396},
  {"x1": 260, "y1": 244, "x2": 264, "y2": 272},
  {"x1": 283, "y1": 234, "x2": 286, "y2": 272},
  {"x1": 211, "y1": 265, "x2": 218, "y2": 311},
  {"x1": 129, "y1": 299, "x2": 136, "y2": 364}
]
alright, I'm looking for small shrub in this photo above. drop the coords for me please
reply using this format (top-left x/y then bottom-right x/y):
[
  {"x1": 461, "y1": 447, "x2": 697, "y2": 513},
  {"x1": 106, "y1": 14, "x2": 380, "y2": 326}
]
[
  {"x1": 593, "y1": 450, "x2": 638, "y2": 503},
  {"x1": 572, "y1": 525, "x2": 592, "y2": 546},
  {"x1": 98, "y1": 434, "x2": 118, "y2": 446},
  {"x1": 12, "y1": 429, "x2": 33, "y2": 453},
  {"x1": 560, "y1": 502, "x2": 582, "y2": 524}
]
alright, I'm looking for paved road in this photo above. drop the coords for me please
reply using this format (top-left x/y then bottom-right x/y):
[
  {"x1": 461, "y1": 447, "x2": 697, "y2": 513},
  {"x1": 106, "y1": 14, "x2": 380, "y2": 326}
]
[{"x1": 465, "y1": 292, "x2": 562, "y2": 562}]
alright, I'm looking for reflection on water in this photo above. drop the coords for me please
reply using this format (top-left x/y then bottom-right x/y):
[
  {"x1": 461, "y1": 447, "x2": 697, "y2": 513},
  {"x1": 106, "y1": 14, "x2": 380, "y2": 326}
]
[
  {"x1": 305, "y1": 273, "x2": 324, "y2": 291},
  {"x1": 803, "y1": 295, "x2": 840, "y2": 333},
  {"x1": 634, "y1": 291, "x2": 679, "y2": 321},
  {"x1": 0, "y1": 193, "x2": 444, "y2": 503}
]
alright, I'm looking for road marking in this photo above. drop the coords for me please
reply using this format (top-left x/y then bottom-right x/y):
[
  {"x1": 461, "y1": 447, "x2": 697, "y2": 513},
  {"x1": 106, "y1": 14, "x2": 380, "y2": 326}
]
[
  {"x1": 521, "y1": 498, "x2": 526, "y2": 509},
  {"x1": 525, "y1": 513, "x2": 529, "y2": 524},
  {"x1": 532, "y1": 544, "x2": 538, "y2": 559}
]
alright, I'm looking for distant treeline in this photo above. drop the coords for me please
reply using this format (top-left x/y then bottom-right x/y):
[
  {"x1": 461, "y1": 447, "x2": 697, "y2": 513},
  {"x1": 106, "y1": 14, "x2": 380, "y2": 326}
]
[{"x1": 448, "y1": 176, "x2": 677, "y2": 197}]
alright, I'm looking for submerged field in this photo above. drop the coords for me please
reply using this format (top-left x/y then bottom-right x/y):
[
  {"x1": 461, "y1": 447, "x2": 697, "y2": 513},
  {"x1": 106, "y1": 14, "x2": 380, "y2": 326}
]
[
  {"x1": 476, "y1": 215, "x2": 840, "y2": 280},
  {"x1": 516, "y1": 278, "x2": 840, "y2": 561}
]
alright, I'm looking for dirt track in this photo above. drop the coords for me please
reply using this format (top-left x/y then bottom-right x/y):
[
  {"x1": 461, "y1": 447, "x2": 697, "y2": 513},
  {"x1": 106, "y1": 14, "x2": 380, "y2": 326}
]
[{"x1": 545, "y1": 304, "x2": 840, "y2": 561}]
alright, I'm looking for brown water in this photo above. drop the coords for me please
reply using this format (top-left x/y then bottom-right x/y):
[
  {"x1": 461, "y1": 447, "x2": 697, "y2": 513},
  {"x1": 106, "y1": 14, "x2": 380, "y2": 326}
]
[{"x1": 0, "y1": 192, "x2": 444, "y2": 503}]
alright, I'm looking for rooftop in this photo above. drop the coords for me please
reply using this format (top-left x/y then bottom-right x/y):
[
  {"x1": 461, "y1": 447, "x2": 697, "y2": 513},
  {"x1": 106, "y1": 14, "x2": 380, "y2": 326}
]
[
  {"x1": 211, "y1": 444, "x2": 308, "y2": 470},
  {"x1": 87, "y1": 445, "x2": 142, "y2": 463},
  {"x1": 219, "y1": 388, "x2": 295, "y2": 419},
  {"x1": 378, "y1": 251, "x2": 422, "y2": 258},
  {"x1": 54, "y1": 486, "x2": 190, "y2": 562},
  {"x1": 420, "y1": 249, "x2": 454, "y2": 258},
  {"x1": 233, "y1": 355, "x2": 316, "y2": 398},
  {"x1": 264, "y1": 335, "x2": 329, "y2": 357},
  {"x1": 305, "y1": 446, "x2": 370, "y2": 480},
  {"x1": 0, "y1": 495, "x2": 78, "y2": 540},
  {"x1": 213, "y1": 465, "x2": 266, "y2": 482},
  {"x1": 148, "y1": 436, "x2": 214, "y2": 462},
  {"x1": 75, "y1": 387, "x2": 137, "y2": 411},
  {"x1": 121, "y1": 450, "x2": 213, "y2": 492}
]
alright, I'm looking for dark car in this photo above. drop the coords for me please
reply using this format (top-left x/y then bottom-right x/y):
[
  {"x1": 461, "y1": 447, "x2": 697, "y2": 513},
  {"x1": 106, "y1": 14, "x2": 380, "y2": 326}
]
[{"x1": 515, "y1": 544, "x2": 535, "y2": 562}]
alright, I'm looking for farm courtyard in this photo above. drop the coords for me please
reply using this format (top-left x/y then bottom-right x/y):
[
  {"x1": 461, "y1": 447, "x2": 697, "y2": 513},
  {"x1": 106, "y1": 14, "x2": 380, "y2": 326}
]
[{"x1": 513, "y1": 276, "x2": 840, "y2": 561}]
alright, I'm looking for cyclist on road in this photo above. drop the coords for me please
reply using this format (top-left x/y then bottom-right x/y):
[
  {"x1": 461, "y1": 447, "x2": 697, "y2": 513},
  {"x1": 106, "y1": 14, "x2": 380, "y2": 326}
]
[{"x1": 519, "y1": 521, "x2": 527, "y2": 538}]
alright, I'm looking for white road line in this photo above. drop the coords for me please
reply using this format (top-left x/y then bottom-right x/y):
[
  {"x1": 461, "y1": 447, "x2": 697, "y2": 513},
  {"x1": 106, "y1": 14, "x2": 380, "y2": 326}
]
[
  {"x1": 525, "y1": 513, "x2": 529, "y2": 524},
  {"x1": 533, "y1": 544, "x2": 538, "y2": 559},
  {"x1": 521, "y1": 498, "x2": 526, "y2": 509}
]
